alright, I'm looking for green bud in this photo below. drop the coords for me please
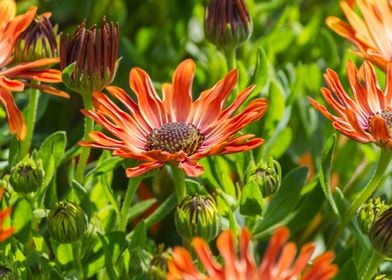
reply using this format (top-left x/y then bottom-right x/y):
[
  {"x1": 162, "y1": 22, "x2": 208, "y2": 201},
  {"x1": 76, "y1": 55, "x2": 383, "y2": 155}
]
[
  {"x1": 175, "y1": 194, "x2": 221, "y2": 242},
  {"x1": 370, "y1": 207, "x2": 392, "y2": 257},
  {"x1": 147, "y1": 244, "x2": 170, "y2": 280},
  {"x1": 204, "y1": 0, "x2": 253, "y2": 51},
  {"x1": 9, "y1": 152, "x2": 44, "y2": 193},
  {"x1": 48, "y1": 202, "x2": 87, "y2": 243},
  {"x1": 14, "y1": 13, "x2": 59, "y2": 63},
  {"x1": 246, "y1": 156, "x2": 282, "y2": 198},
  {"x1": 358, "y1": 198, "x2": 389, "y2": 235},
  {"x1": 0, "y1": 265, "x2": 16, "y2": 280}
]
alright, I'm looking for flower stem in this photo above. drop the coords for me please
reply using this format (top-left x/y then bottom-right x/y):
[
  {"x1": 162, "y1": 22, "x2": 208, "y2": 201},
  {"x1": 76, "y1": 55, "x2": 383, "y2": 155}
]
[
  {"x1": 327, "y1": 149, "x2": 391, "y2": 249},
  {"x1": 224, "y1": 47, "x2": 237, "y2": 71},
  {"x1": 360, "y1": 250, "x2": 384, "y2": 280},
  {"x1": 118, "y1": 177, "x2": 142, "y2": 231},
  {"x1": 75, "y1": 94, "x2": 94, "y2": 183},
  {"x1": 72, "y1": 240, "x2": 84, "y2": 279},
  {"x1": 20, "y1": 87, "x2": 40, "y2": 158},
  {"x1": 172, "y1": 166, "x2": 186, "y2": 203}
]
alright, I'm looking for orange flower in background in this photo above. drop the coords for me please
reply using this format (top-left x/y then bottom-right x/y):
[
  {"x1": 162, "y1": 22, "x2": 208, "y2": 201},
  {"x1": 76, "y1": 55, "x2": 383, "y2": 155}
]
[
  {"x1": 0, "y1": 188, "x2": 13, "y2": 243},
  {"x1": 309, "y1": 61, "x2": 392, "y2": 149},
  {"x1": 167, "y1": 227, "x2": 338, "y2": 280},
  {"x1": 326, "y1": 0, "x2": 392, "y2": 71},
  {"x1": 0, "y1": 0, "x2": 68, "y2": 140},
  {"x1": 80, "y1": 59, "x2": 268, "y2": 177}
]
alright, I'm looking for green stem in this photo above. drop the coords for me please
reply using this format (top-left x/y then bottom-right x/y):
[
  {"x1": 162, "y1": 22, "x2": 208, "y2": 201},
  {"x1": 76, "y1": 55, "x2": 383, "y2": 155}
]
[
  {"x1": 118, "y1": 177, "x2": 142, "y2": 231},
  {"x1": 327, "y1": 149, "x2": 391, "y2": 249},
  {"x1": 224, "y1": 47, "x2": 237, "y2": 71},
  {"x1": 72, "y1": 241, "x2": 84, "y2": 279},
  {"x1": 360, "y1": 250, "x2": 384, "y2": 280},
  {"x1": 20, "y1": 87, "x2": 40, "y2": 158},
  {"x1": 172, "y1": 166, "x2": 187, "y2": 203},
  {"x1": 75, "y1": 94, "x2": 94, "y2": 183}
]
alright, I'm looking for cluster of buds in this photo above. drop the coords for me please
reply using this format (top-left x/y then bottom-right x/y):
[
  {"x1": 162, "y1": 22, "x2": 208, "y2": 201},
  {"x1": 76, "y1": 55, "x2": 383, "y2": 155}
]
[
  {"x1": 148, "y1": 244, "x2": 171, "y2": 280},
  {"x1": 175, "y1": 194, "x2": 221, "y2": 242},
  {"x1": 60, "y1": 17, "x2": 120, "y2": 95},
  {"x1": 246, "y1": 156, "x2": 282, "y2": 198},
  {"x1": 204, "y1": 0, "x2": 252, "y2": 51},
  {"x1": 48, "y1": 202, "x2": 87, "y2": 243},
  {"x1": 14, "y1": 13, "x2": 58, "y2": 63},
  {"x1": 9, "y1": 152, "x2": 44, "y2": 194},
  {"x1": 357, "y1": 198, "x2": 389, "y2": 235}
]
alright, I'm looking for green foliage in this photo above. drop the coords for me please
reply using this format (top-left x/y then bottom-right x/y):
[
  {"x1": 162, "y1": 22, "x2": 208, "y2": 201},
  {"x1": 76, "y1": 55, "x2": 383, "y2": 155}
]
[{"x1": 1, "y1": 0, "x2": 391, "y2": 279}]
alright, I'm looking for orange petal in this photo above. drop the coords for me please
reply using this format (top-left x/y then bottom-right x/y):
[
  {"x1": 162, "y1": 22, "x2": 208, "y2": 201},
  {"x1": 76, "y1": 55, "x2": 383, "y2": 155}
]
[
  {"x1": 193, "y1": 237, "x2": 222, "y2": 278},
  {"x1": 125, "y1": 161, "x2": 163, "y2": 177},
  {"x1": 171, "y1": 59, "x2": 195, "y2": 122},
  {"x1": 178, "y1": 159, "x2": 204, "y2": 177},
  {"x1": 0, "y1": 0, "x2": 16, "y2": 24},
  {"x1": 0, "y1": 76, "x2": 24, "y2": 92},
  {"x1": 129, "y1": 67, "x2": 166, "y2": 128},
  {"x1": 0, "y1": 88, "x2": 26, "y2": 140},
  {"x1": 369, "y1": 114, "x2": 390, "y2": 145}
]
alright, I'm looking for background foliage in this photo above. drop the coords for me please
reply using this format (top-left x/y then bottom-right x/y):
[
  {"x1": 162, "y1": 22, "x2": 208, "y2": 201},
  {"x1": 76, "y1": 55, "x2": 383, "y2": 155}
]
[{"x1": 1, "y1": 0, "x2": 389, "y2": 279}]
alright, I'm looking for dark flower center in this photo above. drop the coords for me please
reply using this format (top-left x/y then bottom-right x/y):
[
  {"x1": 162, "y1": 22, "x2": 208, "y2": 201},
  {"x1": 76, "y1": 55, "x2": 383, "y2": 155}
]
[{"x1": 146, "y1": 122, "x2": 204, "y2": 155}]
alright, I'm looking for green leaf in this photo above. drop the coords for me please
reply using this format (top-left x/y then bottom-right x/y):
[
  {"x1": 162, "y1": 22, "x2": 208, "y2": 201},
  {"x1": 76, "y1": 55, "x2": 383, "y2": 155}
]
[
  {"x1": 144, "y1": 194, "x2": 177, "y2": 229},
  {"x1": 239, "y1": 180, "x2": 263, "y2": 216},
  {"x1": 249, "y1": 47, "x2": 269, "y2": 95},
  {"x1": 38, "y1": 131, "x2": 66, "y2": 168},
  {"x1": 128, "y1": 198, "x2": 157, "y2": 223},
  {"x1": 98, "y1": 232, "x2": 126, "y2": 280},
  {"x1": 85, "y1": 156, "x2": 123, "y2": 179},
  {"x1": 253, "y1": 167, "x2": 308, "y2": 238},
  {"x1": 335, "y1": 259, "x2": 358, "y2": 280},
  {"x1": 38, "y1": 131, "x2": 67, "y2": 187},
  {"x1": 320, "y1": 133, "x2": 339, "y2": 216},
  {"x1": 128, "y1": 221, "x2": 146, "y2": 250},
  {"x1": 12, "y1": 198, "x2": 32, "y2": 243}
]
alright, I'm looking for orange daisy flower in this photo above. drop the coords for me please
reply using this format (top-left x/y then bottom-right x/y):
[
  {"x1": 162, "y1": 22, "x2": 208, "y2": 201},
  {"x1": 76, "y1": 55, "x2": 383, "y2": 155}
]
[
  {"x1": 80, "y1": 59, "x2": 268, "y2": 177},
  {"x1": 0, "y1": 188, "x2": 13, "y2": 243},
  {"x1": 167, "y1": 227, "x2": 338, "y2": 280},
  {"x1": 0, "y1": 0, "x2": 68, "y2": 140},
  {"x1": 308, "y1": 61, "x2": 392, "y2": 149},
  {"x1": 326, "y1": 0, "x2": 392, "y2": 71}
]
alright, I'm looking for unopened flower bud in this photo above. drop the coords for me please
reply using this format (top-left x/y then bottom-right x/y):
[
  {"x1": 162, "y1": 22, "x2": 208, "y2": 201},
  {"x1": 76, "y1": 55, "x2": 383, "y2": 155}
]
[
  {"x1": 147, "y1": 244, "x2": 170, "y2": 280},
  {"x1": 358, "y1": 198, "x2": 389, "y2": 235},
  {"x1": 14, "y1": 13, "x2": 58, "y2": 63},
  {"x1": 0, "y1": 265, "x2": 15, "y2": 280},
  {"x1": 247, "y1": 156, "x2": 281, "y2": 198},
  {"x1": 9, "y1": 152, "x2": 44, "y2": 193},
  {"x1": 60, "y1": 17, "x2": 120, "y2": 95},
  {"x1": 370, "y1": 207, "x2": 392, "y2": 257},
  {"x1": 48, "y1": 202, "x2": 87, "y2": 243},
  {"x1": 204, "y1": 0, "x2": 252, "y2": 51},
  {"x1": 175, "y1": 194, "x2": 221, "y2": 241}
]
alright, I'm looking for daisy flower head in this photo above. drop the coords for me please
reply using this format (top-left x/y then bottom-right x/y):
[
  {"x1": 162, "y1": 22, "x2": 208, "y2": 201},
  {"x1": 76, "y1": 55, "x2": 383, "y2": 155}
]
[
  {"x1": 80, "y1": 59, "x2": 268, "y2": 177},
  {"x1": 309, "y1": 61, "x2": 392, "y2": 149},
  {"x1": 167, "y1": 227, "x2": 338, "y2": 280},
  {"x1": 0, "y1": 0, "x2": 68, "y2": 140},
  {"x1": 326, "y1": 0, "x2": 392, "y2": 71}
]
